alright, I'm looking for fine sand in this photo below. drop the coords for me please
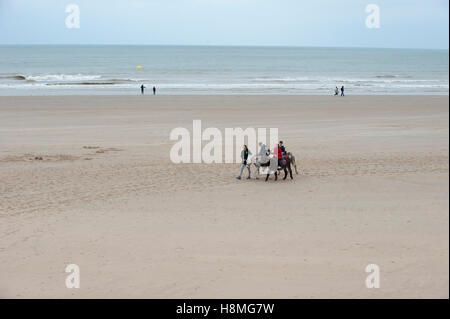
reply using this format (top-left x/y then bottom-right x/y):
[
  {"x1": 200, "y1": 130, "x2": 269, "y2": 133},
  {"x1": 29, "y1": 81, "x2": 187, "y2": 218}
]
[{"x1": 0, "y1": 95, "x2": 448, "y2": 298}]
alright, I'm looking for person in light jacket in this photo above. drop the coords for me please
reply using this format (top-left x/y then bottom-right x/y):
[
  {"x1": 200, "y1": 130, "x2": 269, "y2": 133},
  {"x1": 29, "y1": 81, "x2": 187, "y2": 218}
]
[{"x1": 258, "y1": 142, "x2": 267, "y2": 157}]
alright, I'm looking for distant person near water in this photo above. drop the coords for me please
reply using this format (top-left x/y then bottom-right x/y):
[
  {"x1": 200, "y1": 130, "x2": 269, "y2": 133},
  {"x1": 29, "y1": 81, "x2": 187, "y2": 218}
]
[
  {"x1": 334, "y1": 86, "x2": 339, "y2": 95},
  {"x1": 341, "y1": 86, "x2": 345, "y2": 96},
  {"x1": 140, "y1": 84, "x2": 146, "y2": 95},
  {"x1": 153, "y1": 86, "x2": 156, "y2": 95}
]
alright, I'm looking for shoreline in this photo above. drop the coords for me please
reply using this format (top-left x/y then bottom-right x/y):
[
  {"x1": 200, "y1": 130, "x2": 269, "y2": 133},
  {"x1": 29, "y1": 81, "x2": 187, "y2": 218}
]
[{"x1": 0, "y1": 93, "x2": 449, "y2": 97}]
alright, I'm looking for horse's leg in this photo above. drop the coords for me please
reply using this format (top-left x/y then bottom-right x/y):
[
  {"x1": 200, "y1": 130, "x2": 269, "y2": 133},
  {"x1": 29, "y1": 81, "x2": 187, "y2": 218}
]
[
  {"x1": 283, "y1": 168, "x2": 288, "y2": 180},
  {"x1": 293, "y1": 158, "x2": 299, "y2": 174},
  {"x1": 288, "y1": 165, "x2": 293, "y2": 179},
  {"x1": 265, "y1": 173, "x2": 270, "y2": 182},
  {"x1": 275, "y1": 172, "x2": 278, "y2": 181}
]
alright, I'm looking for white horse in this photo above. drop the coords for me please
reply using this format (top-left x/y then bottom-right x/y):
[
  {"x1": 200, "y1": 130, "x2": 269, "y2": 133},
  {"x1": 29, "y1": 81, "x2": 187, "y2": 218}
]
[
  {"x1": 250, "y1": 152, "x2": 299, "y2": 181},
  {"x1": 250, "y1": 155, "x2": 275, "y2": 180}
]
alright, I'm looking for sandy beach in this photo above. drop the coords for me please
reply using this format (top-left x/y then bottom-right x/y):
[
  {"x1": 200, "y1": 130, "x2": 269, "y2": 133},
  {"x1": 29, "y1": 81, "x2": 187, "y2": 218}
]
[{"x1": 0, "y1": 95, "x2": 448, "y2": 298}]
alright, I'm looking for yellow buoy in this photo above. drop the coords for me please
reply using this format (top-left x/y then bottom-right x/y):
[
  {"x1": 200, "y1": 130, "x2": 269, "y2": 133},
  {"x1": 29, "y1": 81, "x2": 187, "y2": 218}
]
[{"x1": 137, "y1": 66, "x2": 143, "y2": 69}]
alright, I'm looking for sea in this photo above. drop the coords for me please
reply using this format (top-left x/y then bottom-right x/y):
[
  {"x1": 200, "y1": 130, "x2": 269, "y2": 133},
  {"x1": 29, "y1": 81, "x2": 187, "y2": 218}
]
[{"x1": 0, "y1": 45, "x2": 448, "y2": 95}]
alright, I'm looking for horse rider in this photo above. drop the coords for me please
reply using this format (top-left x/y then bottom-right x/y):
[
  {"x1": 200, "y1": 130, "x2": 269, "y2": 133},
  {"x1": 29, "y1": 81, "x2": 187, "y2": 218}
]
[
  {"x1": 258, "y1": 142, "x2": 267, "y2": 157},
  {"x1": 280, "y1": 141, "x2": 286, "y2": 155},
  {"x1": 274, "y1": 143, "x2": 283, "y2": 168}
]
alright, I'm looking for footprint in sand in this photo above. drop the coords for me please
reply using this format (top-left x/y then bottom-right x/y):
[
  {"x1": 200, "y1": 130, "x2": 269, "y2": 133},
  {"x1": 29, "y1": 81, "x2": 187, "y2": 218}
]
[{"x1": 82, "y1": 146, "x2": 123, "y2": 158}]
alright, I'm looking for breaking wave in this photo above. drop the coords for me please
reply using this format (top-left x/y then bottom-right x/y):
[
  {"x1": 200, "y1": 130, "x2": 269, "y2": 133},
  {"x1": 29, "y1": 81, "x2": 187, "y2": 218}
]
[
  {"x1": 25, "y1": 74, "x2": 103, "y2": 82},
  {"x1": 0, "y1": 74, "x2": 138, "y2": 86},
  {"x1": 0, "y1": 75, "x2": 27, "y2": 80}
]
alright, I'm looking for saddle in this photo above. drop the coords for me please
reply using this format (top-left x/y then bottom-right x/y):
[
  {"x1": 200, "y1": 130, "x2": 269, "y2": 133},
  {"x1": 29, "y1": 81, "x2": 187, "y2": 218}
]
[
  {"x1": 281, "y1": 153, "x2": 290, "y2": 166},
  {"x1": 260, "y1": 161, "x2": 271, "y2": 167},
  {"x1": 257, "y1": 155, "x2": 270, "y2": 165}
]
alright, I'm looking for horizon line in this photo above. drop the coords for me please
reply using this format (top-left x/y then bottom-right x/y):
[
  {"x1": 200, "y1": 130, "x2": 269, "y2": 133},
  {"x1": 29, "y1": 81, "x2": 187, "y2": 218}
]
[{"x1": 0, "y1": 43, "x2": 448, "y2": 51}]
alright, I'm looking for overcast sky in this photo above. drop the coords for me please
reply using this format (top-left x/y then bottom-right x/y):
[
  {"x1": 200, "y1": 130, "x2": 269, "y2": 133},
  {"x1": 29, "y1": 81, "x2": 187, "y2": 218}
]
[{"x1": 0, "y1": 0, "x2": 448, "y2": 49}]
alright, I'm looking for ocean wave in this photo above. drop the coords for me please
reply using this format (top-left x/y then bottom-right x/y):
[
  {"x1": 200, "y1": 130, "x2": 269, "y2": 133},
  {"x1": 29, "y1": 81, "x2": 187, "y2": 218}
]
[
  {"x1": 0, "y1": 74, "x2": 27, "y2": 80},
  {"x1": 25, "y1": 74, "x2": 103, "y2": 82},
  {"x1": 252, "y1": 77, "x2": 312, "y2": 83},
  {"x1": 250, "y1": 76, "x2": 436, "y2": 84},
  {"x1": 1, "y1": 81, "x2": 447, "y2": 90},
  {"x1": 374, "y1": 74, "x2": 416, "y2": 79},
  {"x1": 44, "y1": 79, "x2": 136, "y2": 86},
  {"x1": 0, "y1": 74, "x2": 447, "y2": 95},
  {"x1": 0, "y1": 74, "x2": 139, "y2": 85},
  {"x1": 45, "y1": 82, "x2": 117, "y2": 86},
  {"x1": 375, "y1": 74, "x2": 399, "y2": 78}
]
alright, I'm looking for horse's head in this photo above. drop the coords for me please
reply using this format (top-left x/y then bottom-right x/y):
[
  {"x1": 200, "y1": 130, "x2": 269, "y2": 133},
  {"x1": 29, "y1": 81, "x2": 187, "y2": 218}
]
[{"x1": 250, "y1": 156, "x2": 260, "y2": 166}]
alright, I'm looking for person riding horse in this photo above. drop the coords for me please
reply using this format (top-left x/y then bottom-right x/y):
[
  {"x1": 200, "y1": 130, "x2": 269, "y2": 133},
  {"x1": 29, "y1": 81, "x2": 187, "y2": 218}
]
[
  {"x1": 280, "y1": 141, "x2": 286, "y2": 155},
  {"x1": 258, "y1": 142, "x2": 267, "y2": 157},
  {"x1": 249, "y1": 141, "x2": 298, "y2": 181},
  {"x1": 275, "y1": 143, "x2": 283, "y2": 168}
]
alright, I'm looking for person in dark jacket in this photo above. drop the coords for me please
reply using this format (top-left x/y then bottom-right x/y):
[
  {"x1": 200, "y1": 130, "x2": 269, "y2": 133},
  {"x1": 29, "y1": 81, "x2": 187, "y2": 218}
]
[
  {"x1": 341, "y1": 85, "x2": 345, "y2": 96},
  {"x1": 280, "y1": 141, "x2": 286, "y2": 155}
]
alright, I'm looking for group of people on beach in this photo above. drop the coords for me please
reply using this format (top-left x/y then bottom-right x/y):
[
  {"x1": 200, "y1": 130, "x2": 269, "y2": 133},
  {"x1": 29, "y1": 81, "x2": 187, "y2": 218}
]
[
  {"x1": 237, "y1": 141, "x2": 287, "y2": 180},
  {"x1": 141, "y1": 85, "x2": 344, "y2": 96},
  {"x1": 140, "y1": 85, "x2": 156, "y2": 95},
  {"x1": 334, "y1": 86, "x2": 345, "y2": 96}
]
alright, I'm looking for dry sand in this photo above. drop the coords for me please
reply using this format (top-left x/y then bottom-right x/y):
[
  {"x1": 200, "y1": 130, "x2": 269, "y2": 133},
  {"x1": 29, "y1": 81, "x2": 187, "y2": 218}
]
[{"x1": 0, "y1": 95, "x2": 448, "y2": 298}]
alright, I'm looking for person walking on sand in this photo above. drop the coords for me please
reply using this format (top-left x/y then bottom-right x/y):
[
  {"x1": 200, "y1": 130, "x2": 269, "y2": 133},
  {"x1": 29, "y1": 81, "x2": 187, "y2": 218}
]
[
  {"x1": 140, "y1": 84, "x2": 146, "y2": 95},
  {"x1": 237, "y1": 145, "x2": 252, "y2": 180},
  {"x1": 334, "y1": 86, "x2": 339, "y2": 96},
  {"x1": 341, "y1": 85, "x2": 345, "y2": 96},
  {"x1": 153, "y1": 86, "x2": 156, "y2": 95}
]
